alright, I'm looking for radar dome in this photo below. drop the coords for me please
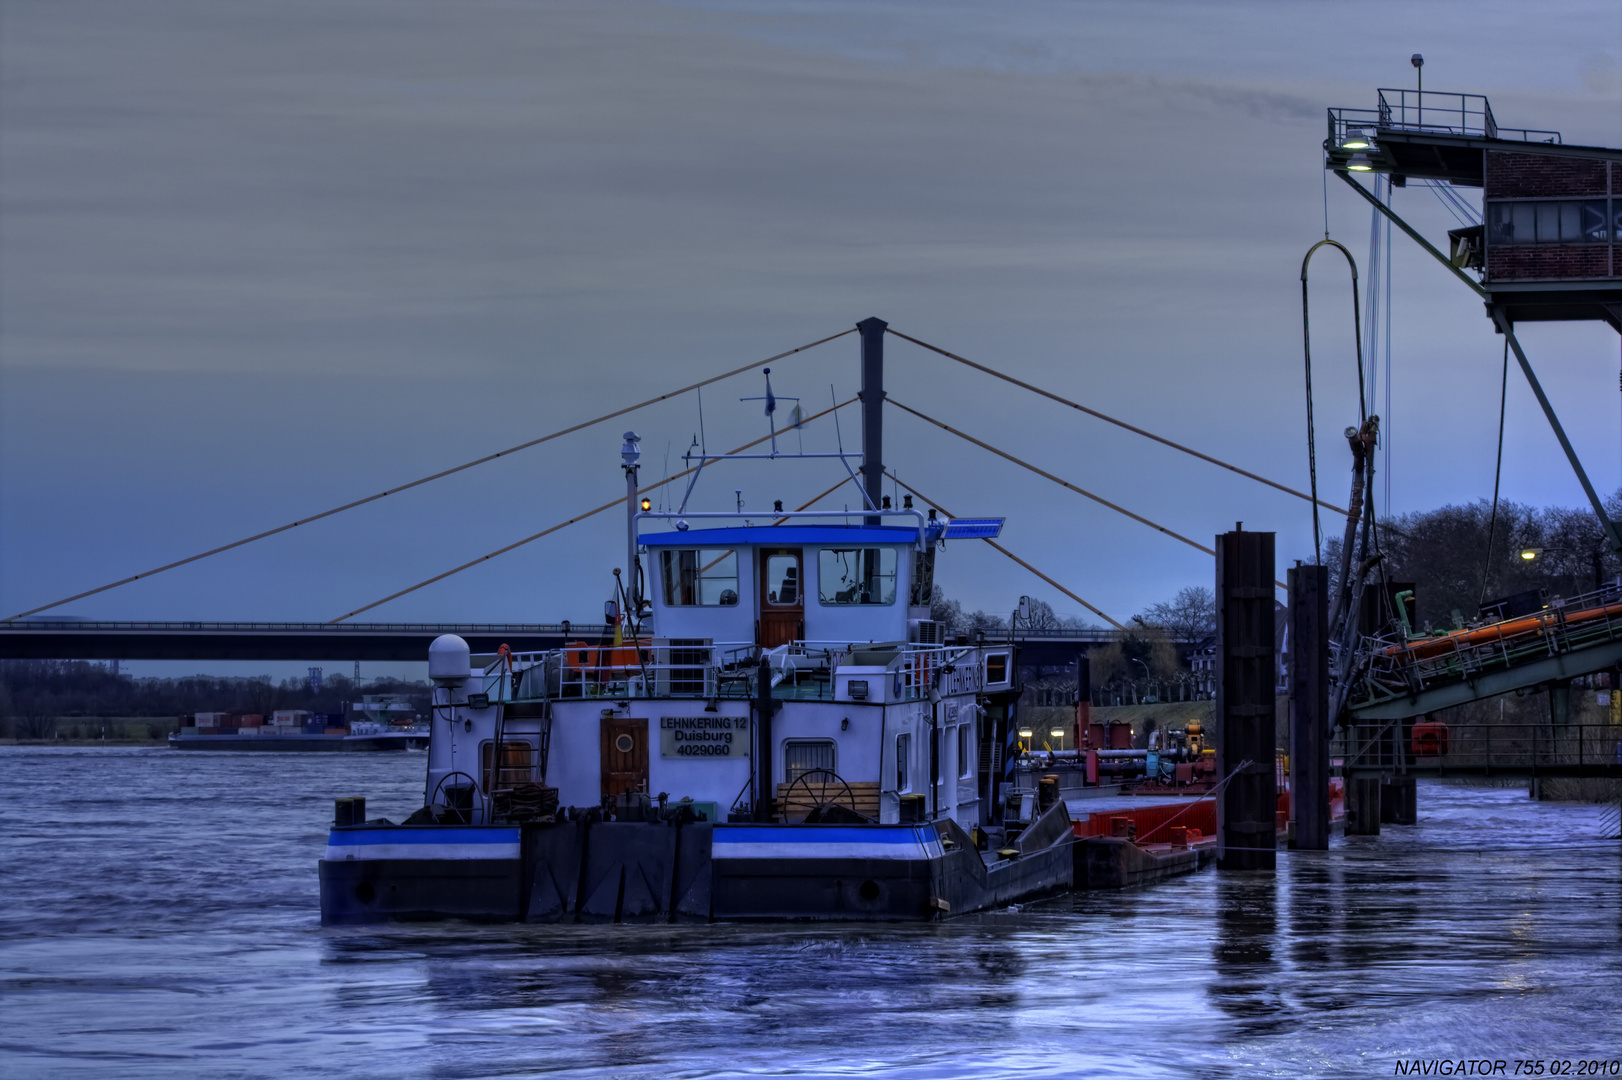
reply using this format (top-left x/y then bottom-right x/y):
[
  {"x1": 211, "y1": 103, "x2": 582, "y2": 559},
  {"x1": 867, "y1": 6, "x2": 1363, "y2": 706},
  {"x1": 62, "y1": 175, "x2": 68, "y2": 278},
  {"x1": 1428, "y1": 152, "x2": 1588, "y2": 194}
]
[{"x1": 428, "y1": 634, "x2": 471, "y2": 683}]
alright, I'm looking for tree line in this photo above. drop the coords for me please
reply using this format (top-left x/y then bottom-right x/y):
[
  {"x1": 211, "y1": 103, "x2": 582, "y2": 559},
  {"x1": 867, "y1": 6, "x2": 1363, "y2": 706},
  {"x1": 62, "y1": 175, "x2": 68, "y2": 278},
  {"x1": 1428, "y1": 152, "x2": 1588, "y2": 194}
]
[
  {"x1": 0, "y1": 661, "x2": 429, "y2": 739},
  {"x1": 1329, "y1": 493, "x2": 1622, "y2": 632}
]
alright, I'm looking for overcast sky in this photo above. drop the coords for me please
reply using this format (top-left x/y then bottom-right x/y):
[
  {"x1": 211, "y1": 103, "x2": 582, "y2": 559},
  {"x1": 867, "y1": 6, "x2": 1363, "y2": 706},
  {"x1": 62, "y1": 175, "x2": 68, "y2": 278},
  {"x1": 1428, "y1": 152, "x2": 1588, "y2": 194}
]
[{"x1": 3, "y1": 0, "x2": 1621, "y2": 676}]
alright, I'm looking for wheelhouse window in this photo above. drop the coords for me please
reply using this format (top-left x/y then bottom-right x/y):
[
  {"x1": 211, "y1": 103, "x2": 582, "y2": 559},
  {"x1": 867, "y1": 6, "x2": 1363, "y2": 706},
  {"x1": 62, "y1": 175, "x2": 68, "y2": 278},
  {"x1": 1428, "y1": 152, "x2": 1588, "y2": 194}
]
[
  {"x1": 764, "y1": 553, "x2": 800, "y2": 606},
  {"x1": 1487, "y1": 200, "x2": 1609, "y2": 244},
  {"x1": 957, "y1": 724, "x2": 973, "y2": 779},
  {"x1": 895, "y1": 732, "x2": 911, "y2": 792},
  {"x1": 818, "y1": 547, "x2": 898, "y2": 606},
  {"x1": 784, "y1": 739, "x2": 836, "y2": 783},
  {"x1": 660, "y1": 549, "x2": 739, "y2": 606}
]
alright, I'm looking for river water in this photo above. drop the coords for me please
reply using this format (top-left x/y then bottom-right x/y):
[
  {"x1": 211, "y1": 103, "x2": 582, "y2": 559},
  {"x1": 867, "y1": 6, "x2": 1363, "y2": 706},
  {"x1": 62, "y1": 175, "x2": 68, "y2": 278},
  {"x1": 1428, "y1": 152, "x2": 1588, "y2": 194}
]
[{"x1": 2, "y1": 747, "x2": 1619, "y2": 1079}]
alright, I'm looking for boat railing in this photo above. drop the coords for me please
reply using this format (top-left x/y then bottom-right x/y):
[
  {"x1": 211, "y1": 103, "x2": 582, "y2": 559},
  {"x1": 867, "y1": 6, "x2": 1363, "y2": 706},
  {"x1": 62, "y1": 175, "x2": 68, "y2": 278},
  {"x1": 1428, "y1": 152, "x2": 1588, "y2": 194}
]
[{"x1": 481, "y1": 639, "x2": 983, "y2": 702}]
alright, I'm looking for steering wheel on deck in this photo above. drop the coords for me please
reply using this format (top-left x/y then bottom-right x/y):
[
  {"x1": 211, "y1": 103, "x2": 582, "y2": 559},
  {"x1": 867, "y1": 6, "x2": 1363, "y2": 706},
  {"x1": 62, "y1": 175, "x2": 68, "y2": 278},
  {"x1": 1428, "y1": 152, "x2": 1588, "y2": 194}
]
[
  {"x1": 781, "y1": 768, "x2": 858, "y2": 823},
  {"x1": 430, "y1": 771, "x2": 482, "y2": 823}
]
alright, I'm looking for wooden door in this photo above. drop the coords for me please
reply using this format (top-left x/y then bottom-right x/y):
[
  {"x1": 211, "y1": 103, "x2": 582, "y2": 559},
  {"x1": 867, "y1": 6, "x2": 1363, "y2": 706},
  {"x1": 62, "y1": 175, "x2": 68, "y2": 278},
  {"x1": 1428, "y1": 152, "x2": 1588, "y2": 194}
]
[
  {"x1": 600, "y1": 718, "x2": 649, "y2": 796},
  {"x1": 758, "y1": 548, "x2": 803, "y2": 648}
]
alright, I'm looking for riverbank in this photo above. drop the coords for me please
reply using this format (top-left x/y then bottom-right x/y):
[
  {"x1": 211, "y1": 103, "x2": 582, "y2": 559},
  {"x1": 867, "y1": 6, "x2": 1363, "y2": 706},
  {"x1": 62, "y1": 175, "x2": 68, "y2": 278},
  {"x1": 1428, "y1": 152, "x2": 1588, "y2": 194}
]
[{"x1": 0, "y1": 716, "x2": 177, "y2": 745}]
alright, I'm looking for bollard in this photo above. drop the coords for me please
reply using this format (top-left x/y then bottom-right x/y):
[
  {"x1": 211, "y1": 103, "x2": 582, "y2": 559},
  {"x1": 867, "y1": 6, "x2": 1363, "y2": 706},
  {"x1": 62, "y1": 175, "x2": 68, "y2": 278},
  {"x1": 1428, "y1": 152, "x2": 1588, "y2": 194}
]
[{"x1": 334, "y1": 796, "x2": 365, "y2": 827}]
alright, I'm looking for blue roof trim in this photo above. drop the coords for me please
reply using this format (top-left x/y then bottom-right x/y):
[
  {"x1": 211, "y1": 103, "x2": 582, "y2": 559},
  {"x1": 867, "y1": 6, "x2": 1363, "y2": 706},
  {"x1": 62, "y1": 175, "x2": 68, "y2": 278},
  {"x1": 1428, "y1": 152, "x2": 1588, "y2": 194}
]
[
  {"x1": 942, "y1": 517, "x2": 1005, "y2": 539},
  {"x1": 640, "y1": 525, "x2": 920, "y2": 547}
]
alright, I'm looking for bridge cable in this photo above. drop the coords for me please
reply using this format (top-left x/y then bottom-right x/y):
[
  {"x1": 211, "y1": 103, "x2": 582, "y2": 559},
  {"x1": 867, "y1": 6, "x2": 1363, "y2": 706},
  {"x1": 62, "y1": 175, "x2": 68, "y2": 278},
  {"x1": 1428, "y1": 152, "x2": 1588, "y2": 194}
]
[
  {"x1": 885, "y1": 327, "x2": 1349, "y2": 517},
  {"x1": 889, "y1": 398, "x2": 1290, "y2": 591},
  {"x1": 883, "y1": 472, "x2": 1122, "y2": 629},
  {"x1": 888, "y1": 396, "x2": 1215, "y2": 562},
  {"x1": 328, "y1": 399, "x2": 857, "y2": 623},
  {"x1": 4, "y1": 328, "x2": 855, "y2": 623}
]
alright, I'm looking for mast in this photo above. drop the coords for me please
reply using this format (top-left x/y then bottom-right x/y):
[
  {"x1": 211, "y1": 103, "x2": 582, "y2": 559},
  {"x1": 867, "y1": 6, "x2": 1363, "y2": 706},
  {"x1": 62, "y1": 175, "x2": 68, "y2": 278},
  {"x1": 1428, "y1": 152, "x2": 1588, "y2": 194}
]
[
  {"x1": 621, "y1": 431, "x2": 641, "y2": 608},
  {"x1": 857, "y1": 317, "x2": 887, "y2": 525}
]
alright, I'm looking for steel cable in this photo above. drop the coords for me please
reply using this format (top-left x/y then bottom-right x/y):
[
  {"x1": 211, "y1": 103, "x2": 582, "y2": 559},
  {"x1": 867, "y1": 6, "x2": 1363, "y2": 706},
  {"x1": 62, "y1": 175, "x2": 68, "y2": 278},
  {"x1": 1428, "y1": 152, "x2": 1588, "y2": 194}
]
[
  {"x1": 886, "y1": 398, "x2": 1287, "y2": 590},
  {"x1": 882, "y1": 472, "x2": 1121, "y2": 629},
  {"x1": 1480, "y1": 339, "x2": 1511, "y2": 607},
  {"x1": 6, "y1": 328, "x2": 855, "y2": 622},
  {"x1": 328, "y1": 398, "x2": 856, "y2": 622},
  {"x1": 885, "y1": 327, "x2": 1349, "y2": 517},
  {"x1": 1301, "y1": 238, "x2": 1365, "y2": 565}
]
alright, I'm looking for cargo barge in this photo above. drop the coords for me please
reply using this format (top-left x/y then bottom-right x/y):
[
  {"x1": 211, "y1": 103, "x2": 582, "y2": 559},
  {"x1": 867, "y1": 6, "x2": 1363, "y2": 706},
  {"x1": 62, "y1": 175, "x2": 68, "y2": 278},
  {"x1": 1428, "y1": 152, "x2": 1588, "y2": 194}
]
[{"x1": 171, "y1": 710, "x2": 428, "y2": 751}]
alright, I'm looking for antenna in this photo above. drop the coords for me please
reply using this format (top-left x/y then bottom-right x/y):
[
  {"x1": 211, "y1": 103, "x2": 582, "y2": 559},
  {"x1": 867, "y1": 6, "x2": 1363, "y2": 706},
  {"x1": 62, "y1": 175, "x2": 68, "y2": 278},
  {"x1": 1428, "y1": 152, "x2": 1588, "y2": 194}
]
[
  {"x1": 741, "y1": 368, "x2": 799, "y2": 456},
  {"x1": 696, "y1": 386, "x2": 707, "y2": 457},
  {"x1": 829, "y1": 384, "x2": 876, "y2": 511}
]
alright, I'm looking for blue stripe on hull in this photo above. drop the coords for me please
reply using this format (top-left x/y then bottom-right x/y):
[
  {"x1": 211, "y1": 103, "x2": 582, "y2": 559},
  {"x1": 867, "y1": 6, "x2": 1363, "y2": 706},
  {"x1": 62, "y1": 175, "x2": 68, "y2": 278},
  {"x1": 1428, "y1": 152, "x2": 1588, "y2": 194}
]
[
  {"x1": 712, "y1": 824, "x2": 943, "y2": 861},
  {"x1": 325, "y1": 827, "x2": 520, "y2": 862}
]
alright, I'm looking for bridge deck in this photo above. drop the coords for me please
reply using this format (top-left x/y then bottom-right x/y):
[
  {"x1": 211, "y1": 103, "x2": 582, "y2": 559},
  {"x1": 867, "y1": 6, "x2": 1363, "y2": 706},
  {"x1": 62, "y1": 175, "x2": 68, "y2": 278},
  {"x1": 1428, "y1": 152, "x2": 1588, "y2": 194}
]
[{"x1": 0, "y1": 621, "x2": 1133, "y2": 663}]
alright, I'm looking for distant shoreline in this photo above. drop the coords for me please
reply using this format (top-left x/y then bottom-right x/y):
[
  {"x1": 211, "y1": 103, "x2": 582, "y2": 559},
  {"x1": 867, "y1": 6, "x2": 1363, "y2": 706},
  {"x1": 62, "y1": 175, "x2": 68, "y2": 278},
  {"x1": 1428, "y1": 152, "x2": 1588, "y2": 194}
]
[{"x1": 2, "y1": 738, "x2": 170, "y2": 747}]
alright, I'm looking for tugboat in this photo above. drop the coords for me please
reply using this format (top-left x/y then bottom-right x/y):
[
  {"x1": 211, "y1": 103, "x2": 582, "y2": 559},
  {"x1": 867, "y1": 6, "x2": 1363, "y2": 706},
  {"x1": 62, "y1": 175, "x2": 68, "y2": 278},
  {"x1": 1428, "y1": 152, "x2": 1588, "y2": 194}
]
[{"x1": 319, "y1": 324, "x2": 1079, "y2": 923}]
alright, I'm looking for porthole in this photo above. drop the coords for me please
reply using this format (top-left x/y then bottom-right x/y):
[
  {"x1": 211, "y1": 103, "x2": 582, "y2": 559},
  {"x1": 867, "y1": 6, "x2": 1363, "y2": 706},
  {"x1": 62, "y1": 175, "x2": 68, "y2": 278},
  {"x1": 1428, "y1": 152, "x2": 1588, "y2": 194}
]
[{"x1": 615, "y1": 733, "x2": 635, "y2": 753}]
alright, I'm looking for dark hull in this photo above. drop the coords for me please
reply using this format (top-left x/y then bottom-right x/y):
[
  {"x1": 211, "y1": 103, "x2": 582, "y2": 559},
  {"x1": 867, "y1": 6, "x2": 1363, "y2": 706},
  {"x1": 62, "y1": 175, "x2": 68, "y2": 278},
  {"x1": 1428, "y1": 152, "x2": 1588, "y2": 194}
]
[{"x1": 319, "y1": 811, "x2": 1079, "y2": 925}]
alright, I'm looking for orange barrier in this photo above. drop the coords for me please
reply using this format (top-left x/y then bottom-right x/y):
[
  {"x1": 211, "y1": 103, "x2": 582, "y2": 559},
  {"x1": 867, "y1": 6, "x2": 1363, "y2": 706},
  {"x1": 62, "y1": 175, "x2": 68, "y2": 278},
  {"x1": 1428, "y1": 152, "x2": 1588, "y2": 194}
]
[
  {"x1": 1073, "y1": 801, "x2": 1217, "y2": 842},
  {"x1": 563, "y1": 640, "x2": 647, "y2": 677},
  {"x1": 1074, "y1": 782, "x2": 1344, "y2": 844}
]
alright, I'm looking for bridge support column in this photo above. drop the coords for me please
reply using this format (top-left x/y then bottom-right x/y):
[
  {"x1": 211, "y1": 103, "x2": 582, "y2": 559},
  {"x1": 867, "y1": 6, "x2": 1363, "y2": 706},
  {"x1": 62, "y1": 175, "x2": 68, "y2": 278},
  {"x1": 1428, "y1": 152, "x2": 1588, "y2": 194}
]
[
  {"x1": 1216, "y1": 527, "x2": 1277, "y2": 871},
  {"x1": 1345, "y1": 775, "x2": 1382, "y2": 835},
  {"x1": 1380, "y1": 776, "x2": 1416, "y2": 825},
  {"x1": 1288, "y1": 565, "x2": 1330, "y2": 850}
]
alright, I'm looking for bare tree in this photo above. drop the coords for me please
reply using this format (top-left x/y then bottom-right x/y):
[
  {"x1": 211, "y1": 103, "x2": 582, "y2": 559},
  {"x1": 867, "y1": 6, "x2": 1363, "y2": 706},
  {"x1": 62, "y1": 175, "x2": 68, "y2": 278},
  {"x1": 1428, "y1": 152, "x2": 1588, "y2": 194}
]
[{"x1": 1138, "y1": 586, "x2": 1216, "y2": 641}]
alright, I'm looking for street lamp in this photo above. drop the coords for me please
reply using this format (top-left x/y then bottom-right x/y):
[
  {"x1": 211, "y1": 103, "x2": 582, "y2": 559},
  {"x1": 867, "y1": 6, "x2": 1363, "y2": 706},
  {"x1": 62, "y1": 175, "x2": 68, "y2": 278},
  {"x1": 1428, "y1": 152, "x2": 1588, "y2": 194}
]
[{"x1": 1519, "y1": 547, "x2": 1543, "y2": 561}]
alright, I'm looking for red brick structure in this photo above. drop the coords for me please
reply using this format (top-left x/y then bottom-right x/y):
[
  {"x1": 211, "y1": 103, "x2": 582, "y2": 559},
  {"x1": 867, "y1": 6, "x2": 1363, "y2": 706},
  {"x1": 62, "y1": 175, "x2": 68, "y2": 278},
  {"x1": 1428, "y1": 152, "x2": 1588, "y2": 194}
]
[{"x1": 1484, "y1": 152, "x2": 1617, "y2": 282}]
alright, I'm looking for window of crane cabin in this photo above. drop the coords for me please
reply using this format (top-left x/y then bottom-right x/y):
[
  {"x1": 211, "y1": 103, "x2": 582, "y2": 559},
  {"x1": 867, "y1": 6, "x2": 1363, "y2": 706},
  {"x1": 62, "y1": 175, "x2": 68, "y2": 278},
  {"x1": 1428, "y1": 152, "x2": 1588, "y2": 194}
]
[
  {"x1": 1487, "y1": 199, "x2": 1609, "y2": 244},
  {"x1": 660, "y1": 549, "x2": 739, "y2": 606},
  {"x1": 818, "y1": 547, "x2": 898, "y2": 606}
]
